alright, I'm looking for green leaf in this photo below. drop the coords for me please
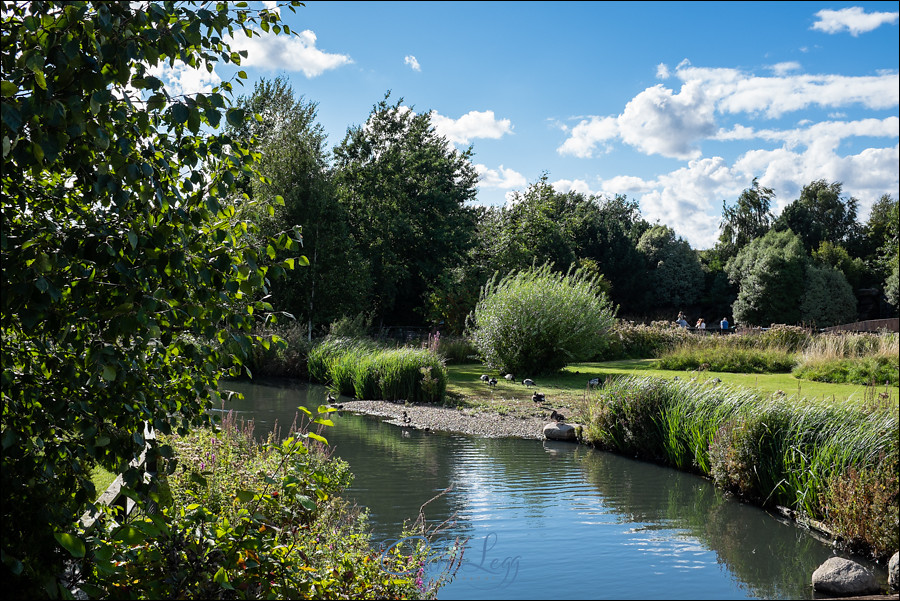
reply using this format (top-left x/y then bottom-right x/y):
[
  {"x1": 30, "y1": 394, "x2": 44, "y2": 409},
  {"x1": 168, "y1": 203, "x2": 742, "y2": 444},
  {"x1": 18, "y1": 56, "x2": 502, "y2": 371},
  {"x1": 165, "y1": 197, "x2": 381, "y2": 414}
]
[
  {"x1": 236, "y1": 490, "x2": 255, "y2": 503},
  {"x1": 54, "y1": 533, "x2": 85, "y2": 558},
  {"x1": 112, "y1": 525, "x2": 145, "y2": 545},
  {"x1": 214, "y1": 567, "x2": 234, "y2": 589},
  {"x1": 101, "y1": 365, "x2": 117, "y2": 381},
  {"x1": 307, "y1": 432, "x2": 328, "y2": 444},
  {"x1": 225, "y1": 107, "x2": 244, "y2": 127},
  {"x1": 127, "y1": 231, "x2": 138, "y2": 250},
  {"x1": 171, "y1": 103, "x2": 189, "y2": 124}
]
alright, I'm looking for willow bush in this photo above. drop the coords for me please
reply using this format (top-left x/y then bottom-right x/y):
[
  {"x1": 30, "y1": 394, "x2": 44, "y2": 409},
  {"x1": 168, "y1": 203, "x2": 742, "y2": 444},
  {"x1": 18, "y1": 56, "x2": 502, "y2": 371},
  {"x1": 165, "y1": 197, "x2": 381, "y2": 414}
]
[{"x1": 467, "y1": 264, "x2": 617, "y2": 376}]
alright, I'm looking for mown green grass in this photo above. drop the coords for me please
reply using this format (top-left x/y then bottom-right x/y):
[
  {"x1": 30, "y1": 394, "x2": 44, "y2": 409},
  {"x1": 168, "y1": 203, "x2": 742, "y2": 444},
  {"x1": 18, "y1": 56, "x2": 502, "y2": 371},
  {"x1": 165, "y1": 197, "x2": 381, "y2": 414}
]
[{"x1": 446, "y1": 360, "x2": 898, "y2": 419}]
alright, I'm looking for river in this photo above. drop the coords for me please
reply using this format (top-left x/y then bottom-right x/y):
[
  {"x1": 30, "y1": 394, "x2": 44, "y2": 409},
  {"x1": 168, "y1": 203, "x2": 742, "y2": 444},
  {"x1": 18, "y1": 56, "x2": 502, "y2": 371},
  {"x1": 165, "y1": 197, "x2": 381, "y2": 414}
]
[{"x1": 219, "y1": 379, "x2": 888, "y2": 600}]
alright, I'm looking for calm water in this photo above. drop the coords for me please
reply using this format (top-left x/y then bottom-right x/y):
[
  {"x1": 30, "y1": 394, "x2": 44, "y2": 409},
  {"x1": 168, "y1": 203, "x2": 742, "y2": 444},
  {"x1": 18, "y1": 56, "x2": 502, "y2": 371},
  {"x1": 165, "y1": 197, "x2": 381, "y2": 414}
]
[{"x1": 219, "y1": 379, "x2": 888, "y2": 600}]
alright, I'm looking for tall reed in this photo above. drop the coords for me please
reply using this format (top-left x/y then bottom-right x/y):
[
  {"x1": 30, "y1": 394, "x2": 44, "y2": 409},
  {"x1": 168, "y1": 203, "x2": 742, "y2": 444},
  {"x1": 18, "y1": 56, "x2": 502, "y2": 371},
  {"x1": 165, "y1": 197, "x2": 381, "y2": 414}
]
[
  {"x1": 307, "y1": 337, "x2": 447, "y2": 403},
  {"x1": 583, "y1": 375, "x2": 899, "y2": 556}
]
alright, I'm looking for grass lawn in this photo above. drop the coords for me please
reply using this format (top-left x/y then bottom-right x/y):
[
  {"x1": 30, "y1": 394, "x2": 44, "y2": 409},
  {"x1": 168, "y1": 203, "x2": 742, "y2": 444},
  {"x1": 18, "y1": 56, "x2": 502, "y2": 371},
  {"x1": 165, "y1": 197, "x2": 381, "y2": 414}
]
[{"x1": 446, "y1": 359, "x2": 898, "y2": 420}]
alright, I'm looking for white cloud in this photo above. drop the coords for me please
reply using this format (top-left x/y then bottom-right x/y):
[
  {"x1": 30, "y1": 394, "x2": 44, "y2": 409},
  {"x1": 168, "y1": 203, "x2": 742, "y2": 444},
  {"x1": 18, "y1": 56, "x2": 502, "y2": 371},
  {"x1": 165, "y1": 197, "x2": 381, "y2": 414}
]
[
  {"x1": 261, "y1": 1, "x2": 280, "y2": 17},
  {"x1": 404, "y1": 55, "x2": 421, "y2": 72},
  {"x1": 146, "y1": 61, "x2": 221, "y2": 96},
  {"x1": 558, "y1": 63, "x2": 899, "y2": 159},
  {"x1": 812, "y1": 7, "x2": 899, "y2": 36},
  {"x1": 656, "y1": 63, "x2": 670, "y2": 79},
  {"x1": 475, "y1": 164, "x2": 527, "y2": 189},
  {"x1": 431, "y1": 110, "x2": 513, "y2": 144},
  {"x1": 617, "y1": 81, "x2": 716, "y2": 159},
  {"x1": 552, "y1": 179, "x2": 597, "y2": 196},
  {"x1": 677, "y1": 65, "x2": 899, "y2": 118},
  {"x1": 556, "y1": 116, "x2": 617, "y2": 158},
  {"x1": 227, "y1": 29, "x2": 352, "y2": 77},
  {"x1": 769, "y1": 61, "x2": 801, "y2": 76}
]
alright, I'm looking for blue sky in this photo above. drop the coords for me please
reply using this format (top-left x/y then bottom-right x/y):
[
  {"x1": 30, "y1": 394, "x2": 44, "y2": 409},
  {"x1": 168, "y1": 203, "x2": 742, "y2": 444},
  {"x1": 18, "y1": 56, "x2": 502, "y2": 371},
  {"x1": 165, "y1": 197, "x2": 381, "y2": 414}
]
[{"x1": 156, "y1": 1, "x2": 899, "y2": 249}]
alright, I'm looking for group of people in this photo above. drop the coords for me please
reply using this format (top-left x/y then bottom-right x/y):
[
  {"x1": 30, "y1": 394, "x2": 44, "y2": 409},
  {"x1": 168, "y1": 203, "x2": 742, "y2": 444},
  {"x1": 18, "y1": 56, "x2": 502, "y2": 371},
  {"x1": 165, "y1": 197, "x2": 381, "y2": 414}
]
[{"x1": 676, "y1": 312, "x2": 730, "y2": 331}]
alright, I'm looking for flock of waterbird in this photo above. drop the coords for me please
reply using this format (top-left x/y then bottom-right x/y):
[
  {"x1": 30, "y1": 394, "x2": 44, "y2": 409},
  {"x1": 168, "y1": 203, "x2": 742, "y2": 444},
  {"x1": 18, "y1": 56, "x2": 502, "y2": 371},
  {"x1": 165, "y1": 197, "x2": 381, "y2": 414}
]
[{"x1": 478, "y1": 372, "x2": 605, "y2": 423}]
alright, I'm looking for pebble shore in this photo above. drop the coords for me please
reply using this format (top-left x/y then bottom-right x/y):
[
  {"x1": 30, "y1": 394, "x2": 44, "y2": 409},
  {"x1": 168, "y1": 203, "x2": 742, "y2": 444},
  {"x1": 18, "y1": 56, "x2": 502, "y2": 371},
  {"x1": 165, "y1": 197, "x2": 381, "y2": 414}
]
[{"x1": 336, "y1": 400, "x2": 551, "y2": 439}]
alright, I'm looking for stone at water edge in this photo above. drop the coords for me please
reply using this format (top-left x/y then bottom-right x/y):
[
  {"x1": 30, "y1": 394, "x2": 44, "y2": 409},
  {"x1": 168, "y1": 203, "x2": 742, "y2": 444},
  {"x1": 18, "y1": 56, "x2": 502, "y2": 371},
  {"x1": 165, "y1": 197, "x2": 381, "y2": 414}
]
[
  {"x1": 889, "y1": 551, "x2": 898, "y2": 592},
  {"x1": 543, "y1": 422, "x2": 578, "y2": 441},
  {"x1": 811, "y1": 557, "x2": 879, "y2": 596}
]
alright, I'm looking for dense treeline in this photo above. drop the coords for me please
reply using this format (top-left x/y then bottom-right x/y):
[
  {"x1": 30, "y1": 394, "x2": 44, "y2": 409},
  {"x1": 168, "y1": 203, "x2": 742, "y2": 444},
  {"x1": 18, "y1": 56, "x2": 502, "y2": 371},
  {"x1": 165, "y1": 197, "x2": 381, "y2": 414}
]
[{"x1": 239, "y1": 77, "x2": 899, "y2": 334}]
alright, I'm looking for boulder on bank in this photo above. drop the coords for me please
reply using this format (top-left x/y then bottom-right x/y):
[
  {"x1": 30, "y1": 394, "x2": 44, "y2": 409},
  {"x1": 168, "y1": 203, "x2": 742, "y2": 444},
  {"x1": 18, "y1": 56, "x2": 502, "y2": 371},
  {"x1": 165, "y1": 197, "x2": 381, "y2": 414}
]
[
  {"x1": 889, "y1": 551, "x2": 898, "y2": 592},
  {"x1": 543, "y1": 422, "x2": 578, "y2": 441},
  {"x1": 811, "y1": 557, "x2": 879, "y2": 597}
]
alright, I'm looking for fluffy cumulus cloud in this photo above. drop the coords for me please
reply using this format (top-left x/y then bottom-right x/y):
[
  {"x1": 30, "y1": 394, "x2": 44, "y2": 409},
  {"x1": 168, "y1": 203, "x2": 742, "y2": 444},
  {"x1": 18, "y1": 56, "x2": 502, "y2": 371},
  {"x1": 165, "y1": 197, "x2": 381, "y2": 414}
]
[
  {"x1": 404, "y1": 55, "x2": 421, "y2": 71},
  {"x1": 557, "y1": 63, "x2": 899, "y2": 161},
  {"x1": 227, "y1": 29, "x2": 352, "y2": 77},
  {"x1": 146, "y1": 61, "x2": 221, "y2": 96},
  {"x1": 811, "y1": 6, "x2": 899, "y2": 36},
  {"x1": 551, "y1": 179, "x2": 597, "y2": 196},
  {"x1": 431, "y1": 110, "x2": 513, "y2": 144},
  {"x1": 556, "y1": 116, "x2": 617, "y2": 158},
  {"x1": 475, "y1": 164, "x2": 527, "y2": 189}
]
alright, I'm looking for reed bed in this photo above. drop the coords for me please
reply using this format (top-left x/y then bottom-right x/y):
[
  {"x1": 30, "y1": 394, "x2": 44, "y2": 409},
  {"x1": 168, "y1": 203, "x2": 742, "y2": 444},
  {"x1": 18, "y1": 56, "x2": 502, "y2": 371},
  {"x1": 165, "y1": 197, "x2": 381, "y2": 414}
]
[
  {"x1": 583, "y1": 375, "x2": 899, "y2": 557},
  {"x1": 793, "y1": 332, "x2": 899, "y2": 385},
  {"x1": 307, "y1": 337, "x2": 447, "y2": 403}
]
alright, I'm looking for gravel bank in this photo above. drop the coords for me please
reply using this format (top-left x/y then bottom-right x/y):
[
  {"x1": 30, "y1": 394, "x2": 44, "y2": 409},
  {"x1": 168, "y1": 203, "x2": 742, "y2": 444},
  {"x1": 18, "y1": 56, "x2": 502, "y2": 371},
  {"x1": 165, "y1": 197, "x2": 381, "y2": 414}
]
[{"x1": 335, "y1": 400, "x2": 551, "y2": 439}]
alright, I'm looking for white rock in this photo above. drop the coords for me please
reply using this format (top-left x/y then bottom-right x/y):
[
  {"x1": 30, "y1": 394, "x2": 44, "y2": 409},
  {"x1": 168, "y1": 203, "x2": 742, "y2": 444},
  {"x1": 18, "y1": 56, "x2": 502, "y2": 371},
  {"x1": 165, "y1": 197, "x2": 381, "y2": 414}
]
[
  {"x1": 889, "y1": 551, "x2": 898, "y2": 592},
  {"x1": 543, "y1": 422, "x2": 577, "y2": 441},
  {"x1": 811, "y1": 557, "x2": 879, "y2": 596}
]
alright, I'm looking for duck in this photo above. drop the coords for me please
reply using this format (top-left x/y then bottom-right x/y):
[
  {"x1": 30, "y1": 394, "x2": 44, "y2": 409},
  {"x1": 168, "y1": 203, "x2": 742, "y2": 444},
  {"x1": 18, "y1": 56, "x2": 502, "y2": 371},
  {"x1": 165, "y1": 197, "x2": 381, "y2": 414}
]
[
  {"x1": 326, "y1": 392, "x2": 336, "y2": 404},
  {"x1": 402, "y1": 410, "x2": 412, "y2": 424},
  {"x1": 588, "y1": 377, "x2": 600, "y2": 387},
  {"x1": 550, "y1": 410, "x2": 565, "y2": 422},
  {"x1": 480, "y1": 374, "x2": 490, "y2": 383},
  {"x1": 504, "y1": 373, "x2": 514, "y2": 381},
  {"x1": 531, "y1": 391, "x2": 545, "y2": 404},
  {"x1": 488, "y1": 377, "x2": 498, "y2": 387},
  {"x1": 523, "y1": 378, "x2": 535, "y2": 388}
]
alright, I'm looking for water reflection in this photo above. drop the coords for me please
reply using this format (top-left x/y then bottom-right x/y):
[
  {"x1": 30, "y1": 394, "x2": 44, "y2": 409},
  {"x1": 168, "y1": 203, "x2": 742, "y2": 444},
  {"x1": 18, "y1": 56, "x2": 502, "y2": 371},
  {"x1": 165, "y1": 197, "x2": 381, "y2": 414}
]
[{"x1": 221, "y1": 379, "x2": 887, "y2": 600}]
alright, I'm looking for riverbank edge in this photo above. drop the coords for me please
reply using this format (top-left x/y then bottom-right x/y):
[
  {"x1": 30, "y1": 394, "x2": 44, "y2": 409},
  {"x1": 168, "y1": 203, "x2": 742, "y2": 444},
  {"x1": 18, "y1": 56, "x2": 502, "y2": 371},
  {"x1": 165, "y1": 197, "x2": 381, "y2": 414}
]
[{"x1": 336, "y1": 397, "x2": 899, "y2": 584}]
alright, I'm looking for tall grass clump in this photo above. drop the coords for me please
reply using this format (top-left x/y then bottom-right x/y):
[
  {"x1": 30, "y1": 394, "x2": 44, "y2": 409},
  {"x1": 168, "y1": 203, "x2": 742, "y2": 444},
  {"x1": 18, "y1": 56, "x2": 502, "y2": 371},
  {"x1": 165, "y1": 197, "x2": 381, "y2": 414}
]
[
  {"x1": 657, "y1": 337, "x2": 797, "y2": 373},
  {"x1": 308, "y1": 337, "x2": 447, "y2": 403},
  {"x1": 422, "y1": 332, "x2": 478, "y2": 364},
  {"x1": 467, "y1": 263, "x2": 617, "y2": 375},
  {"x1": 583, "y1": 376, "x2": 899, "y2": 558},
  {"x1": 594, "y1": 320, "x2": 692, "y2": 360},
  {"x1": 793, "y1": 332, "x2": 899, "y2": 385}
]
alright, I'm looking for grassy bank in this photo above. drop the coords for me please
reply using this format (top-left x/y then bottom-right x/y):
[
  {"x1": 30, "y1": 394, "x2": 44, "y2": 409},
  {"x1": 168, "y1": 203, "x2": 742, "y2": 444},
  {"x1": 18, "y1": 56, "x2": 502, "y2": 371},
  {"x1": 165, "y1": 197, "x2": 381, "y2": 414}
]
[{"x1": 445, "y1": 360, "x2": 898, "y2": 419}]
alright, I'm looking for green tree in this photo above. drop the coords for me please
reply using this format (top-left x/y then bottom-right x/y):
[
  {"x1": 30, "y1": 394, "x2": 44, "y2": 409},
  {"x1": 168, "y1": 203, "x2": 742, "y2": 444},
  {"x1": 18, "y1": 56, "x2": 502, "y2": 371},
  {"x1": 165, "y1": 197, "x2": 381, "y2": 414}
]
[
  {"x1": 800, "y1": 265, "x2": 857, "y2": 327},
  {"x1": 480, "y1": 176, "x2": 577, "y2": 275},
  {"x1": 333, "y1": 94, "x2": 478, "y2": 326},
  {"x1": 716, "y1": 177, "x2": 775, "y2": 261},
  {"x1": 726, "y1": 229, "x2": 808, "y2": 326},
  {"x1": 775, "y1": 180, "x2": 860, "y2": 252},
  {"x1": 467, "y1": 263, "x2": 617, "y2": 375},
  {"x1": 637, "y1": 225, "x2": 704, "y2": 310},
  {"x1": 1, "y1": 2, "x2": 302, "y2": 594},
  {"x1": 234, "y1": 77, "x2": 370, "y2": 338}
]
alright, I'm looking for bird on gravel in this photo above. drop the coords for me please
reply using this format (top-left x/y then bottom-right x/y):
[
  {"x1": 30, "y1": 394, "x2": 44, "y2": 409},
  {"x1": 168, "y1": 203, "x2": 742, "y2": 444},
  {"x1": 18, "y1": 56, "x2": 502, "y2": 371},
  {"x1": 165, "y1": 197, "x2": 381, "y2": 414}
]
[
  {"x1": 532, "y1": 391, "x2": 545, "y2": 404},
  {"x1": 523, "y1": 378, "x2": 535, "y2": 388},
  {"x1": 550, "y1": 410, "x2": 565, "y2": 422},
  {"x1": 402, "y1": 411, "x2": 412, "y2": 424}
]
